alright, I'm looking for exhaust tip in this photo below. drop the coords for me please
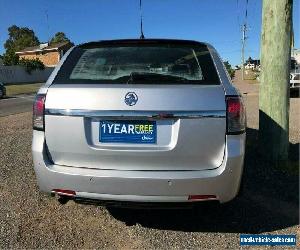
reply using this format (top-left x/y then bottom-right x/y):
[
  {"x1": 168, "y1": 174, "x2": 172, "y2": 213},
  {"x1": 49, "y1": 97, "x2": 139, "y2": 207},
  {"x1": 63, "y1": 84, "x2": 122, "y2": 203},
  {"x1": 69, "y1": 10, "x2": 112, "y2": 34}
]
[
  {"x1": 51, "y1": 189, "x2": 76, "y2": 197},
  {"x1": 51, "y1": 189, "x2": 76, "y2": 205}
]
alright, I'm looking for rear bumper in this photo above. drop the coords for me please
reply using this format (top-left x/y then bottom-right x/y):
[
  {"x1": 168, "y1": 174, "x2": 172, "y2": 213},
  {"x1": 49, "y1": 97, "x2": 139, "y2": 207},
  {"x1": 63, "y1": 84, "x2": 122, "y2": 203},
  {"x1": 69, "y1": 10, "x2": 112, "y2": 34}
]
[{"x1": 32, "y1": 131, "x2": 245, "y2": 204}]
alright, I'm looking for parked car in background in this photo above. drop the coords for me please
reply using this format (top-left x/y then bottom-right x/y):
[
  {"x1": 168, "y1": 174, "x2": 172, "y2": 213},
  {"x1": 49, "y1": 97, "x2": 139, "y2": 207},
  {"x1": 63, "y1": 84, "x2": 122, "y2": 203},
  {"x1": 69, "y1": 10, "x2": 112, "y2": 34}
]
[
  {"x1": 290, "y1": 73, "x2": 300, "y2": 91},
  {"x1": 32, "y1": 39, "x2": 246, "y2": 207},
  {"x1": 0, "y1": 82, "x2": 6, "y2": 98}
]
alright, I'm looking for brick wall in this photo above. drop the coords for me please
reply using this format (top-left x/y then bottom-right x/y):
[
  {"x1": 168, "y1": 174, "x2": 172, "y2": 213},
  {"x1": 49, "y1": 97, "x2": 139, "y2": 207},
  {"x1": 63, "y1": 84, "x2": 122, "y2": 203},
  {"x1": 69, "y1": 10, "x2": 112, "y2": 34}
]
[{"x1": 19, "y1": 51, "x2": 60, "y2": 66}]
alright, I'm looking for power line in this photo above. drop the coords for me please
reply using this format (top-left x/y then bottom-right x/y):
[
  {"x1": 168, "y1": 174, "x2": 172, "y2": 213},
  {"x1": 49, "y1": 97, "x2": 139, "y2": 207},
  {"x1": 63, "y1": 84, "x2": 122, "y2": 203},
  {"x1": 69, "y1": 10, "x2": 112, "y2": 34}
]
[{"x1": 245, "y1": 0, "x2": 249, "y2": 22}]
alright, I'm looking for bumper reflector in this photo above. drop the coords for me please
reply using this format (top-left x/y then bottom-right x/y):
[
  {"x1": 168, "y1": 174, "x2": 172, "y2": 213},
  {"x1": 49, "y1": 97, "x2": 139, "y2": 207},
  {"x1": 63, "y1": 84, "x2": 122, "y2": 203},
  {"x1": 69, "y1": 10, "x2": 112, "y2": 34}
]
[{"x1": 188, "y1": 195, "x2": 217, "y2": 201}]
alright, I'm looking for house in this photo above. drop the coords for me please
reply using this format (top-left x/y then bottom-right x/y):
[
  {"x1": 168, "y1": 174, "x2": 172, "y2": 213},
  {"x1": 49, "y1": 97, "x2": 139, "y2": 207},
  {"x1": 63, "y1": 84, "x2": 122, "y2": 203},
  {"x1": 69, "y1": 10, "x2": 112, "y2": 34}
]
[
  {"x1": 15, "y1": 41, "x2": 73, "y2": 67},
  {"x1": 291, "y1": 49, "x2": 300, "y2": 71},
  {"x1": 245, "y1": 58, "x2": 261, "y2": 71},
  {"x1": 292, "y1": 49, "x2": 300, "y2": 63},
  {"x1": 246, "y1": 58, "x2": 260, "y2": 67}
]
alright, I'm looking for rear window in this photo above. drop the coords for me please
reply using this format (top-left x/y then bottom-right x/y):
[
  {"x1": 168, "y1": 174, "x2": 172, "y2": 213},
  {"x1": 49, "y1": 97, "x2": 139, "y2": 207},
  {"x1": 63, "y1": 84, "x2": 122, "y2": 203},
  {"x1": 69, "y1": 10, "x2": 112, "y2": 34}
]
[{"x1": 54, "y1": 41, "x2": 220, "y2": 85}]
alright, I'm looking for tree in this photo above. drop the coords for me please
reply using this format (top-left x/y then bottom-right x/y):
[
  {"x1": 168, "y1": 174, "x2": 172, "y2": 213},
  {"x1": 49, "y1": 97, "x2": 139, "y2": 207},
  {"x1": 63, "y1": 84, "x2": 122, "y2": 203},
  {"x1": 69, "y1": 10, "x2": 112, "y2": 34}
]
[
  {"x1": 259, "y1": 0, "x2": 293, "y2": 164},
  {"x1": 223, "y1": 61, "x2": 235, "y2": 79},
  {"x1": 3, "y1": 50, "x2": 19, "y2": 65},
  {"x1": 246, "y1": 56, "x2": 253, "y2": 64},
  {"x1": 3, "y1": 25, "x2": 39, "y2": 65},
  {"x1": 49, "y1": 32, "x2": 72, "y2": 45}
]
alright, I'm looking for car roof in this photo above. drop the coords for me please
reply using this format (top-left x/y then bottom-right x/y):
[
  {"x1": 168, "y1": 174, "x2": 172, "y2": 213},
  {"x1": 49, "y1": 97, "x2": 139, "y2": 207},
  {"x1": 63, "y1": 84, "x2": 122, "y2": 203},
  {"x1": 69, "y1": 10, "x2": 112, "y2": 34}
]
[{"x1": 78, "y1": 39, "x2": 209, "y2": 48}]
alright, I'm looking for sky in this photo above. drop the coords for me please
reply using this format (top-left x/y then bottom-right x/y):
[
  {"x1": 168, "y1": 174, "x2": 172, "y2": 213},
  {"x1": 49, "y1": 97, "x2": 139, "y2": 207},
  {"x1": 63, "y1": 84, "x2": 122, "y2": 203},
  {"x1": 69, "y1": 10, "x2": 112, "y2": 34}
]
[{"x1": 0, "y1": 0, "x2": 299, "y2": 65}]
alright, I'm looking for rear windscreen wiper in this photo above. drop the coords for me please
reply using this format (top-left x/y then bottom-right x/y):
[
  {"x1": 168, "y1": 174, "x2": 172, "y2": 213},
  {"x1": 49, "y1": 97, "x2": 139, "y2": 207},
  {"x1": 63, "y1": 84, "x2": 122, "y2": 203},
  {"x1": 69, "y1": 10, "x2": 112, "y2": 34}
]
[{"x1": 125, "y1": 72, "x2": 187, "y2": 84}]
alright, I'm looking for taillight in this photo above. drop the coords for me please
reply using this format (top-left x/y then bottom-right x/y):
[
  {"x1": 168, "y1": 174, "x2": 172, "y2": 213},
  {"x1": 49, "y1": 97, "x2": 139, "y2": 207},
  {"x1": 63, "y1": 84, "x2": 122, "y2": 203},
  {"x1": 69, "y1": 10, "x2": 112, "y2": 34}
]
[
  {"x1": 226, "y1": 96, "x2": 246, "y2": 134},
  {"x1": 33, "y1": 94, "x2": 46, "y2": 131}
]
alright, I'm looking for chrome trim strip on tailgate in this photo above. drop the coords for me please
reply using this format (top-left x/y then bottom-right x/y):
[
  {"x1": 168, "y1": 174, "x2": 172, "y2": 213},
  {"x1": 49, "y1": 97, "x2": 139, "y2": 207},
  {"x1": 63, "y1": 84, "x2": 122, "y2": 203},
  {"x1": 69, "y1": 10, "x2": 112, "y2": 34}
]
[{"x1": 45, "y1": 109, "x2": 226, "y2": 119}]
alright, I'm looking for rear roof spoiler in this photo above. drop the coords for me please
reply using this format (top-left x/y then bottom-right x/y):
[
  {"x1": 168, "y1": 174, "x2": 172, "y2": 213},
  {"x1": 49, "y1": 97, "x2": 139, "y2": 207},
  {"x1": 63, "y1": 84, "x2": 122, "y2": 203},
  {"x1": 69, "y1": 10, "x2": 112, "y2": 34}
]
[{"x1": 78, "y1": 39, "x2": 208, "y2": 49}]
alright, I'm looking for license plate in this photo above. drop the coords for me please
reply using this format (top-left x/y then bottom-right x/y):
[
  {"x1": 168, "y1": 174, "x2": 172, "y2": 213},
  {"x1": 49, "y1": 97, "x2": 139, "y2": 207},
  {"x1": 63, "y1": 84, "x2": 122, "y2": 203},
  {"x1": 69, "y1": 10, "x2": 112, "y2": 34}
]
[{"x1": 99, "y1": 120, "x2": 157, "y2": 144}]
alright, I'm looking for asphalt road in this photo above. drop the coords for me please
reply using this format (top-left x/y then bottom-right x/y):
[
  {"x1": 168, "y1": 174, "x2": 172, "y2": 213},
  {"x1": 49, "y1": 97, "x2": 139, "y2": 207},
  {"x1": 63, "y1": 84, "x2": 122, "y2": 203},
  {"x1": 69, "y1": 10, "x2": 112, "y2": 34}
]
[{"x1": 0, "y1": 94, "x2": 35, "y2": 117}]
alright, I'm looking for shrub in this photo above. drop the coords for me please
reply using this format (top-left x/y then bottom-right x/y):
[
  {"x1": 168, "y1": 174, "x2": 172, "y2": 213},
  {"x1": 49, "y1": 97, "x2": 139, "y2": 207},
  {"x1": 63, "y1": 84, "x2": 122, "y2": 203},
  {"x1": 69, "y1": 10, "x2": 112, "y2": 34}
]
[
  {"x1": 223, "y1": 61, "x2": 235, "y2": 79},
  {"x1": 19, "y1": 58, "x2": 45, "y2": 74}
]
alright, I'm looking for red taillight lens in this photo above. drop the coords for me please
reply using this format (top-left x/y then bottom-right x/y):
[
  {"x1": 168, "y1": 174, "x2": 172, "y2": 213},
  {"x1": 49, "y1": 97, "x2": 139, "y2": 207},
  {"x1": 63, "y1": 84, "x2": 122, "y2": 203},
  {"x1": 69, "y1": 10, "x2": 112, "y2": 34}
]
[
  {"x1": 33, "y1": 94, "x2": 46, "y2": 130},
  {"x1": 226, "y1": 96, "x2": 246, "y2": 134}
]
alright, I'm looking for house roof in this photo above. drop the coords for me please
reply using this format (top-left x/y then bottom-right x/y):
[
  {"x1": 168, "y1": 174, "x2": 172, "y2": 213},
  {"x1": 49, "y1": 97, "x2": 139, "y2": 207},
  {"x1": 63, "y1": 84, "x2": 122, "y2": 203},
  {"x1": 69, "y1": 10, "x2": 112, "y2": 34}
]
[{"x1": 15, "y1": 41, "x2": 71, "y2": 54}]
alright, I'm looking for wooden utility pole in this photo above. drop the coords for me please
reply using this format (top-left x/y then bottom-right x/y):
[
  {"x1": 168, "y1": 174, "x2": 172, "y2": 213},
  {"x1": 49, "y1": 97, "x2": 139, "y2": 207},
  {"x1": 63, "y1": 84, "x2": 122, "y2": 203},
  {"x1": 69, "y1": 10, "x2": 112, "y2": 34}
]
[
  {"x1": 241, "y1": 24, "x2": 247, "y2": 80},
  {"x1": 259, "y1": 0, "x2": 293, "y2": 164}
]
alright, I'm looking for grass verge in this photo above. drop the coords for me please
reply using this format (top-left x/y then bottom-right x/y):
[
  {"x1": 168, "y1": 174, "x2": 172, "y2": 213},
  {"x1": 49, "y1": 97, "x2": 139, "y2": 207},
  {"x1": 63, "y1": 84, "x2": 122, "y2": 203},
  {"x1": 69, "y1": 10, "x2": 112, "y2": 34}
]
[
  {"x1": 244, "y1": 70, "x2": 260, "y2": 82},
  {"x1": 5, "y1": 83, "x2": 43, "y2": 96}
]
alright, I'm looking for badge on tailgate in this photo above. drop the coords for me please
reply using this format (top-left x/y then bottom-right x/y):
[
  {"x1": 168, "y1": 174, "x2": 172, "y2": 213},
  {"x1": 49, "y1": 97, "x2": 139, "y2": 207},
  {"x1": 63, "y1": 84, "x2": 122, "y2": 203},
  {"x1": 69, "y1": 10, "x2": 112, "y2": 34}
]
[{"x1": 100, "y1": 120, "x2": 157, "y2": 144}]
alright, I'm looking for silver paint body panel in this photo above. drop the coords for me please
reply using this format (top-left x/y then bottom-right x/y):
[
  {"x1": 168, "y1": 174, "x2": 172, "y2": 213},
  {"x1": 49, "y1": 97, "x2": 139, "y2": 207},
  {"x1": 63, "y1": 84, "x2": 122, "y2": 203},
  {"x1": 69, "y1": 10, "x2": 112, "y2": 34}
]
[
  {"x1": 32, "y1": 130, "x2": 245, "y2": 203},
  {"x1": 33, "y1": 41, "x2": 246, "y2": 203}
]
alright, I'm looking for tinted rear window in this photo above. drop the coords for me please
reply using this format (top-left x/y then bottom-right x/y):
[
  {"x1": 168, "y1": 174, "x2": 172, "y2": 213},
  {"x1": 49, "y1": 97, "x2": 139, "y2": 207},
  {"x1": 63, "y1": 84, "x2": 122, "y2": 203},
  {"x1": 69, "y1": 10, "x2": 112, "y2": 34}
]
[{"x1": 54, "y1": 41, "x2": 220, "y2": 85}]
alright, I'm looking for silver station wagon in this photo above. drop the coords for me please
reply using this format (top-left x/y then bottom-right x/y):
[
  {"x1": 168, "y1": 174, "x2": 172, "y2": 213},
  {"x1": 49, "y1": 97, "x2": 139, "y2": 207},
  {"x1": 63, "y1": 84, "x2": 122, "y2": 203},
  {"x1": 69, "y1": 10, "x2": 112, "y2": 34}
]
[{"x1": 32, "y1": 39, "x2": 246, "y2": 206}]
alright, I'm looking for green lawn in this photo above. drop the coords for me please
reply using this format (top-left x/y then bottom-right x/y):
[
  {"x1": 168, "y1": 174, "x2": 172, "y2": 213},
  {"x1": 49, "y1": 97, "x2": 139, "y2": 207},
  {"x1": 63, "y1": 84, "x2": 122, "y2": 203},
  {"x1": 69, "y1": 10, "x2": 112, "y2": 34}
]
[{"x1": 5, "y1": 83, "x2": 43, "y2": 96}]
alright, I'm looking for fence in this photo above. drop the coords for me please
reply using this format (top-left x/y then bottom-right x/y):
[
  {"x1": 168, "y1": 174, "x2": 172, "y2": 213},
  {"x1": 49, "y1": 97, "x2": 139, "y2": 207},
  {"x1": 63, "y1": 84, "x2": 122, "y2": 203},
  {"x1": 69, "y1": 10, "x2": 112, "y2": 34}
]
[{"x1": 0, "y1": 65, "x2": 54, "y2": 84}]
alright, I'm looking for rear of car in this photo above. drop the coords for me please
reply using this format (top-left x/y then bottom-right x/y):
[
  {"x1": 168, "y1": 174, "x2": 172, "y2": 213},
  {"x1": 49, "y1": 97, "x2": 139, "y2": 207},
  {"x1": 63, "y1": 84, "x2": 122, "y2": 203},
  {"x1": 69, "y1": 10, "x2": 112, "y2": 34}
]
[{"x1": 32, "y1": 39, "x2": 246, "y2": 205}]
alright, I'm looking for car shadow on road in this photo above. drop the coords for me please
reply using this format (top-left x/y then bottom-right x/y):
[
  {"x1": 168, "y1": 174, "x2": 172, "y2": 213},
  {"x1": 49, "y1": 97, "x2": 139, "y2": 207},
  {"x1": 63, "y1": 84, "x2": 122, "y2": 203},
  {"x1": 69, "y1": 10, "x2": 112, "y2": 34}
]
[{"x1": 107, "y1": 127, "x2": 299, "y2": 233}]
